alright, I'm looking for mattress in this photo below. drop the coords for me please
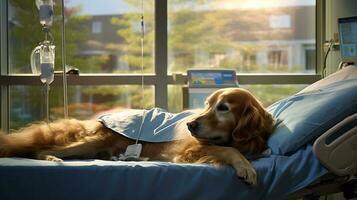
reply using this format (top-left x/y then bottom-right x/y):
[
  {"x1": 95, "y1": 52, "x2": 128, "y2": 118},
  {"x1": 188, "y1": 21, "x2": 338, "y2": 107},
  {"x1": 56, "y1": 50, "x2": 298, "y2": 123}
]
[{"x1": 0, "y1": 144, "x2": 327, "y2": 200}]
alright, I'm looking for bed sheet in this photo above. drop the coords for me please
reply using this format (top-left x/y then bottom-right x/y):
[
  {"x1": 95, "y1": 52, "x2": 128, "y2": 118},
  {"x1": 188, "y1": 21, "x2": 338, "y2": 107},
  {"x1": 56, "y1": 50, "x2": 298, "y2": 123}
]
[{"x1": 0, "y1": 144, "x2": 327, "y2": 200}]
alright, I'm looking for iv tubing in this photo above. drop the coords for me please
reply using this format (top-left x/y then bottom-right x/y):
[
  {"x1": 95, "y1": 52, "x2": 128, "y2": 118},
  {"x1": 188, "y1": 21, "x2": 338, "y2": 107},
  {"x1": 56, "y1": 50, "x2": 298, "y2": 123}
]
[
  {"x1": 44, "y1": 83, "x2": 50, "y2": 122},
  {"x1": 61, "y1": 0, "x2": 68, "y2": 118},
  {"x1": 135, "y1": 0, "x2": 146, "y2": 145}
]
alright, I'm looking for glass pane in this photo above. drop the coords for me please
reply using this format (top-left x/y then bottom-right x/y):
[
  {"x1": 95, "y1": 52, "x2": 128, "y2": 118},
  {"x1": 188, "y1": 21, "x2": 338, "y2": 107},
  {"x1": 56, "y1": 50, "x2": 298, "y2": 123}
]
[
  {"x1": 168, "y1": 0, "x2": 316, "y2": 74},
  {"x1": 168, "y1": 84, "x2": 307, "y2": 112},
  {"x1": 9, "y1": 85, "x2": 154, "y2": 130},
  {"x1": 240, "y1": 85, "x2": 307, "y2": 107},
  {"x1": 8, "y1": 0, "x2": 63, "y2": 74},
  {"x1": 9, "y1": 86, "x2": 64, "y2": 130},
  {"x1": 168, "y1": 85, "x2": 184, "y2": 113},
  {"x1": 8, "y1": 0, "x2": 155, "y2": 74}
]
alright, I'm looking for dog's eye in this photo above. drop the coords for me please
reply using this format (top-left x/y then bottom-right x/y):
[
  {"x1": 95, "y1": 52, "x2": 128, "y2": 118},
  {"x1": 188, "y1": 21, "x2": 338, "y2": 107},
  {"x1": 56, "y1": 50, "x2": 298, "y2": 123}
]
[{"x1": 216, "y1": 103, "x2": 229, "y2": 112}]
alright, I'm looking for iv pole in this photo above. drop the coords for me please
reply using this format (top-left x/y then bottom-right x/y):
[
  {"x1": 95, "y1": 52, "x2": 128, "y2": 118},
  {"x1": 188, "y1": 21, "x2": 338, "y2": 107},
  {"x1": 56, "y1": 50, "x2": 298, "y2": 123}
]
[
  {"x1": 32, "y1": 0, "x2": 69, "y2": 121},
  {"x1": 32, "y1": 0, "x2": 56, "y2": 122},
  {"x1": 61, "y1": 0, "x2": 68, "y2": 119}
]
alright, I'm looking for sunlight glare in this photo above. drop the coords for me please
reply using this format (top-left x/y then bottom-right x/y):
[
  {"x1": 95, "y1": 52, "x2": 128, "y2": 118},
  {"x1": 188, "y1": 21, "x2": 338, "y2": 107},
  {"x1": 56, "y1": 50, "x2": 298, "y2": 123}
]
[{"x1": 214, "y1": 0, "x2": 315, "y2": 10}]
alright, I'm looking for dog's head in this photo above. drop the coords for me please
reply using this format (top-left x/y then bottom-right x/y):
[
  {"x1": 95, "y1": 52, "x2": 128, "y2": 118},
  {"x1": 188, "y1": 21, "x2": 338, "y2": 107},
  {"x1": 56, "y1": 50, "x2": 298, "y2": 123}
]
[{"x1": 186, "y1": 88, "x2": 274, "y2": 155}]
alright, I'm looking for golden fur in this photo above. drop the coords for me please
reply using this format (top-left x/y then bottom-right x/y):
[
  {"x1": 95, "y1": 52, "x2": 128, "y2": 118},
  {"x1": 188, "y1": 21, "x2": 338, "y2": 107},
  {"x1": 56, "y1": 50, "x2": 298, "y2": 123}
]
[{"x1": 0, "y1": 88, "x2": 274, "y2": 185}]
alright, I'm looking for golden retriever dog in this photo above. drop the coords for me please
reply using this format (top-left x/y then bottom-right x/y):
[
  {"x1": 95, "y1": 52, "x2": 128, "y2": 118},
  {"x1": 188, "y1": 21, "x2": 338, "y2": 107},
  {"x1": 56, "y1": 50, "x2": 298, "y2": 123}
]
[{"x1": 0, "y1": 88, "x2": 275, "y2": 185}]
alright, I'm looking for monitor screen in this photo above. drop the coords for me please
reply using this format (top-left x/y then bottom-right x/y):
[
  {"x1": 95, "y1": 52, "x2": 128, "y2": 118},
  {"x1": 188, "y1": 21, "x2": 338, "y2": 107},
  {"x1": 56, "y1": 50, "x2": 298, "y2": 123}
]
[
  {"x1": 188, "y1": 88, "x2": 218, "y2": 109},
  {"x1": 338, "y1": 16, "x2": 357, "y2": 62},
  {"x1": 187, "y1": 69, "x2": 238, "y2": 88}
]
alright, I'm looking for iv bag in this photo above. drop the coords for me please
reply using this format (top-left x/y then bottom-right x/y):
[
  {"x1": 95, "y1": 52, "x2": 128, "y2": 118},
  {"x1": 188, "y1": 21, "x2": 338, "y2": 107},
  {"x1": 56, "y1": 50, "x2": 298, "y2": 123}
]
[{"x1": 36, "y1": 0, "x2": 54, "y2": 27}]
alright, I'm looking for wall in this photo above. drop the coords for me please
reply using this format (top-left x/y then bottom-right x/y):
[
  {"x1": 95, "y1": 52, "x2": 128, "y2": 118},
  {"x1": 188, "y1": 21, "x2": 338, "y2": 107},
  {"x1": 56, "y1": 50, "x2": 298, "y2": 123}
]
[{"x1": 325, "y1": 0, "x2": 357, "y2": 75}]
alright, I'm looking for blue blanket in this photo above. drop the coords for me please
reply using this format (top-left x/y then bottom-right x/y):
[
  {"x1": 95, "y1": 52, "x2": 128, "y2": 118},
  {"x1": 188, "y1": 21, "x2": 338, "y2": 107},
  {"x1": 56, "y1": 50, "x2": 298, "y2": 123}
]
[{"x1": 98, "y1": 108, "x2": 194, "y2": 142}]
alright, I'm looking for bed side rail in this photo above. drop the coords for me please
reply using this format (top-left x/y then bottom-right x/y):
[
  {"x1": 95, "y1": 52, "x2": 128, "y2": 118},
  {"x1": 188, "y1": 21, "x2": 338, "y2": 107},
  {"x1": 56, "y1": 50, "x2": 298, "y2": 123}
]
[{"x1": 313, "y1": 113, "x2": 357, "y2": 176}]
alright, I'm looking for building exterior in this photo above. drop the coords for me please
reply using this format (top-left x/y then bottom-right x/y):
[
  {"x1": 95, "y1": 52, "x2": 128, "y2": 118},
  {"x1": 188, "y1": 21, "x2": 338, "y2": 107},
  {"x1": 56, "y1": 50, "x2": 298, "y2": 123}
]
[{"x1": 78, "y1": 6, "x2": 315, "y2": 74}]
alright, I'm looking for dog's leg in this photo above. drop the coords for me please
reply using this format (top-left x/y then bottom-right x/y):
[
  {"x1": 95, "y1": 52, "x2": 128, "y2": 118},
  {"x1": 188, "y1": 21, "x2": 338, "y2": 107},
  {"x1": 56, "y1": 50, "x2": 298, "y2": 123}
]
[
  {"x1": 207, "y1": 146, "x2": 257, "y2": 186},
  {"x1": 174, "y1": 145, "x2": 257, "y2": 185},
  {"x1": 35, "y1": 154, "x2": 63, "y2": 162},
  {"x1": 35, "y1": 134, "x2": 116, "y2": 161}
]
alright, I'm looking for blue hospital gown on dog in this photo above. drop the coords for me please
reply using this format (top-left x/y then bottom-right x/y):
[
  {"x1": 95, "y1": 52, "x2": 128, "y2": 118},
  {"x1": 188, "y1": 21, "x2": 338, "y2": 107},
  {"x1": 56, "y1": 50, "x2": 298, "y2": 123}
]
[{"x1": 97, "y1": 108, "x2": 195, "y2": 143}]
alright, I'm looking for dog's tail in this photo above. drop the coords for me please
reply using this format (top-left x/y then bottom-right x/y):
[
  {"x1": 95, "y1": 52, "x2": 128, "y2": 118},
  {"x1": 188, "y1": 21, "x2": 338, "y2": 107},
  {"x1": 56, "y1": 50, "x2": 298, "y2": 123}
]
[
  {"x1": 0, "y1": 119, "x2": 105, "y2": 158},
  {"x1": 0, "y1": 127, "x2": 40, "y2": 157},
  {"x1": 0, "y1": 121, "x2": 67, "y2": 158}
]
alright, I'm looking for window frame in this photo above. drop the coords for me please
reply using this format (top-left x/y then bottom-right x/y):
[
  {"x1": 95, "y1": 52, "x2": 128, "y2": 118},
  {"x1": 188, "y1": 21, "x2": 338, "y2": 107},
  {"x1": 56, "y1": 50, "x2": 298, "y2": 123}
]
[{"x1": 0, "y1": 0, "x2": 324, "y2": 132}]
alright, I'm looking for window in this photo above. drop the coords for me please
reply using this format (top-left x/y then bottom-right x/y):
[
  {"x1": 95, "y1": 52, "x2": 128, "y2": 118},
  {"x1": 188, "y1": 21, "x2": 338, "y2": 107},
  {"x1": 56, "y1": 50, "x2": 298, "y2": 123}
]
[
  {"x1": 268, "y1": 49, "x2": 288, "y2": 71},
  {"x1": 9, "y1": 85, "x2": 154, "y2": 130},
  {"x1": 2, "y1": 0, "x2": 156, "y2": 130},
  {"x1": 242, "y1": 52, "x2": 257, "y2": 71},
  {"x1": 7, "y1": 0, "x2": 155, "y2": 74},
  {"x1": 168, "y1": 84, "x2": 308, "y2": 113},
  {"x1": 1, "y1": 0, "x2": 321, "y2": 131},
  {"x1": 269, "y1": 15, "x2": 291, "y2": 29},
  {"x1": 305, "y1": 49, "x2": 316, "y2": 72},
  {"x1": 168, "y1": 0, "x2": 316, "y2": 74},
  {"x1": 92, "y1": 21, "x2": 102, "y2": 34}
]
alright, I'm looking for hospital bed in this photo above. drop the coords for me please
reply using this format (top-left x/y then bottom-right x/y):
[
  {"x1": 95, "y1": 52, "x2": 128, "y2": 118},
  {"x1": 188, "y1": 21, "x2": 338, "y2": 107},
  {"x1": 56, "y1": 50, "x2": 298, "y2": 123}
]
[
  {"x1": 285, "y1": 113, "x2": 357, "y2": 199},
  {"x1": 0, "y1": 66, "x2": 356, "y2": 200}
]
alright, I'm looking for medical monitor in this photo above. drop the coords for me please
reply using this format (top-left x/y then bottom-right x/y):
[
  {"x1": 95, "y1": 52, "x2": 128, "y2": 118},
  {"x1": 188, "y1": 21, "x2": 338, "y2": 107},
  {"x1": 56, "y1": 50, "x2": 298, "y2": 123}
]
[
  {"x1": 187, "y1": 69, "x2": 238, "y2": 88},
  {"x1": 338, "y1": 16, "x2": 357, "y2": 63},
  {"x1": 186, "y1": 69, "x2": 238, "y2": 109}
]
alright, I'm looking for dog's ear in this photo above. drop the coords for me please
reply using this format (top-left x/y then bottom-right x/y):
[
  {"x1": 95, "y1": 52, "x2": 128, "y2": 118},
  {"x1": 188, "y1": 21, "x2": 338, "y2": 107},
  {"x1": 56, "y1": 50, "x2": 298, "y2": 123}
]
[{"x1": 231, "y1": 104, "x2": 273, "y2": 155}]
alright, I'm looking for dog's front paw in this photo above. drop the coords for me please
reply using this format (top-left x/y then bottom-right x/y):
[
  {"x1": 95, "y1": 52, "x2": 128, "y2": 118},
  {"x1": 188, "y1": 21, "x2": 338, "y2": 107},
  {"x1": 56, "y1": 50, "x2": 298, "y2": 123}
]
[
  {"x1": 45, "y1": 155, "x2": 63, "y2": 162},
  {"x1": 235, "y1": 165, "x2": 257, "y2": 186}
]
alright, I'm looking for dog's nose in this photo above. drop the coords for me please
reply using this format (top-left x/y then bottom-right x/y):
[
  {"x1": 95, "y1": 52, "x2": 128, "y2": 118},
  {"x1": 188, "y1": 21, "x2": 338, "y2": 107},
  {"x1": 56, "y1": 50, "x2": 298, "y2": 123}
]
[{"x1": 187, "y1": 121, "x2": 199, "y2": 133}]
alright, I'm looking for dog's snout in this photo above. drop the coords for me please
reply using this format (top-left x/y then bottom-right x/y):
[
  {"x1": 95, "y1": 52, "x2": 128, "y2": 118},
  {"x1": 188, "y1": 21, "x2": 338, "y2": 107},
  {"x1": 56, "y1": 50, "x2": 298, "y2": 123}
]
[{"x1": 187, "y1": 121, "x2": 199, "y2": 133}]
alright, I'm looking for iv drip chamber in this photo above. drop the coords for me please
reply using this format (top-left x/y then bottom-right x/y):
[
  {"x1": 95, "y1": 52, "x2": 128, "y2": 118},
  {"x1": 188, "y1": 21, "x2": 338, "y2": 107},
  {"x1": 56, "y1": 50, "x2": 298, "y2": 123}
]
[
  {"x1": 30, "y1": 43, "x2": 55, "y2": 84},
  {"x1": 40, "y1": 45, "x2": 55, "y2": 84}
]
